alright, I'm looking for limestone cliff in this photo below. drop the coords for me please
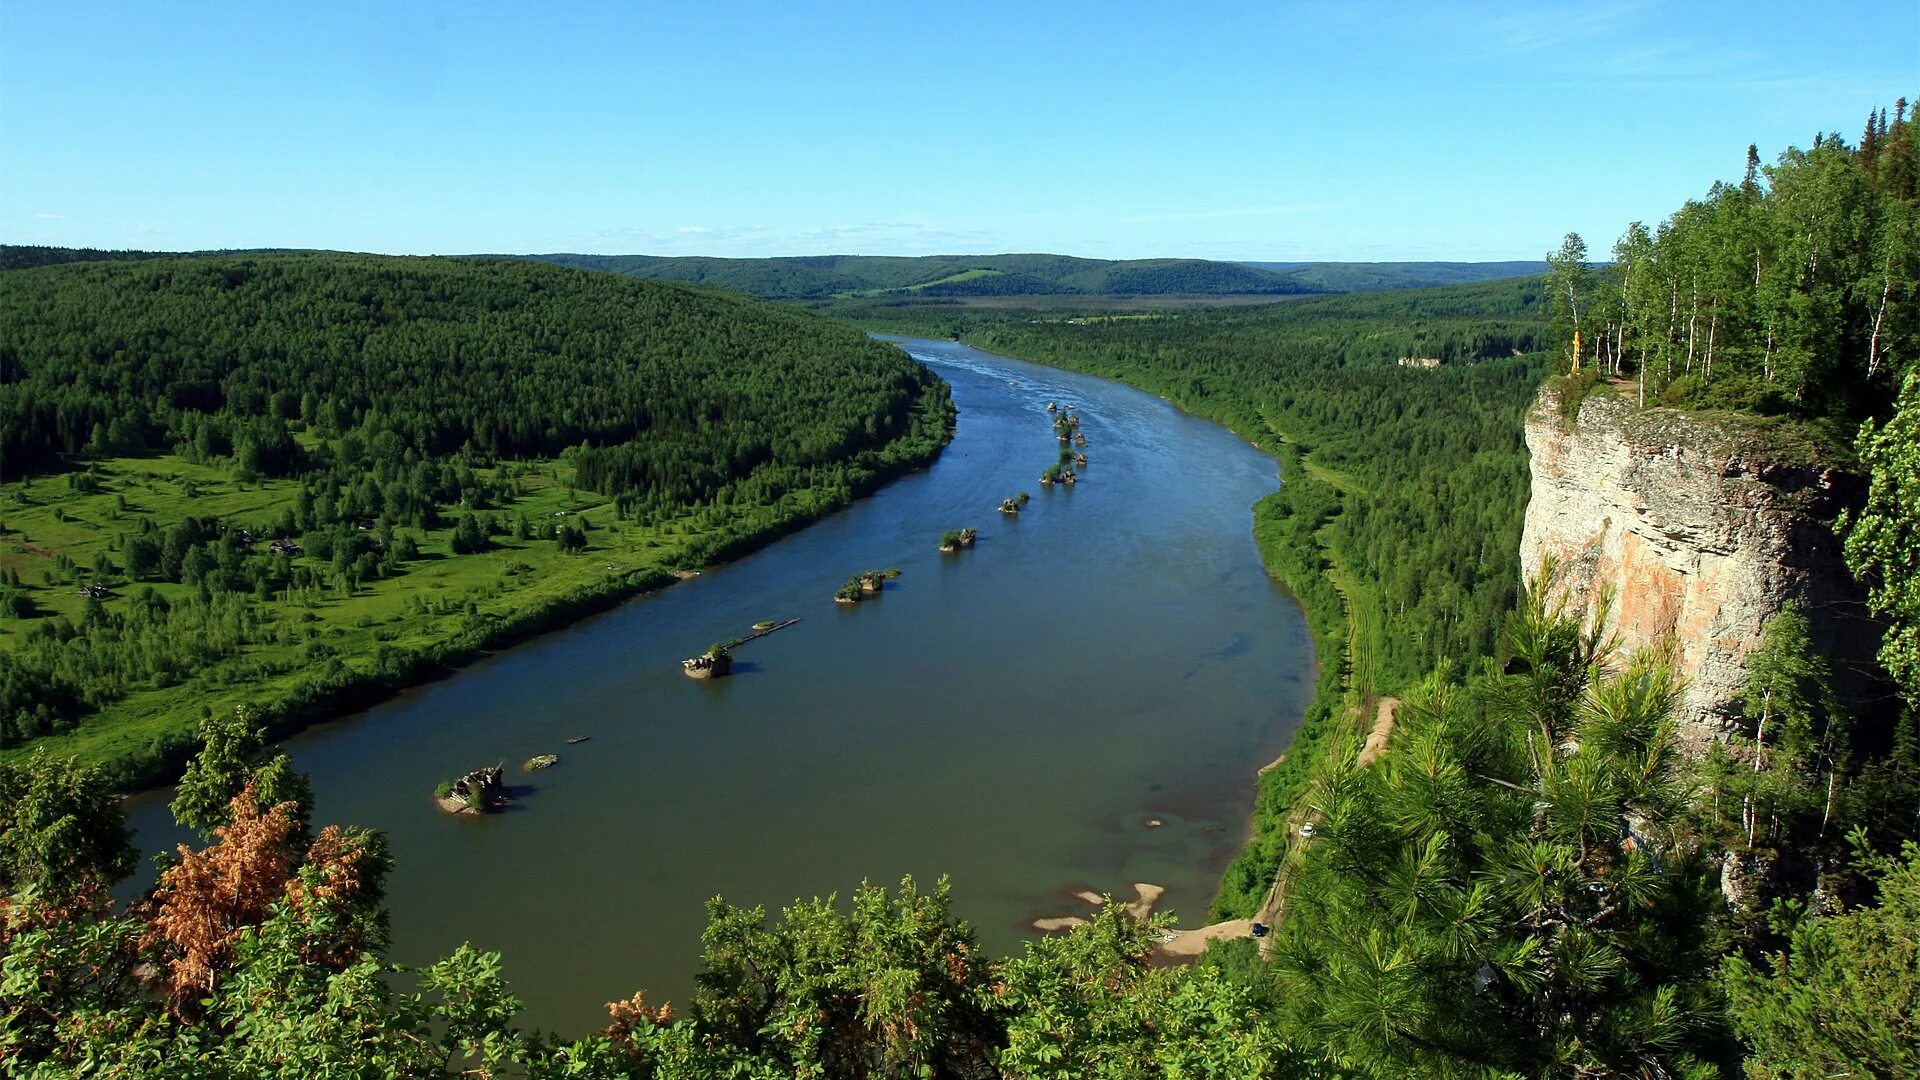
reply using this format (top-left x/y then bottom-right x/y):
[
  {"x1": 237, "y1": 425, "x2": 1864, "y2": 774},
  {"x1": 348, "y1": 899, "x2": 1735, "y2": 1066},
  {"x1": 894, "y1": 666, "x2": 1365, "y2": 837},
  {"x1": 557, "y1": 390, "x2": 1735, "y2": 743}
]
[{"x1": 1520, "y1": 386, "x2": 1879, "y2": 746}]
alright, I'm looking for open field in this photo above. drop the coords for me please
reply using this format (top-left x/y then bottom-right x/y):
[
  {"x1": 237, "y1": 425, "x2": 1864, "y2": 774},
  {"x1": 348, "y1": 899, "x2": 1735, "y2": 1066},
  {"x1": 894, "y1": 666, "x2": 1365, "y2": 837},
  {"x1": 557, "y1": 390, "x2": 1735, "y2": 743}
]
[{"x1": 0, "y1": 446, "x2": 899, "y2": 783}]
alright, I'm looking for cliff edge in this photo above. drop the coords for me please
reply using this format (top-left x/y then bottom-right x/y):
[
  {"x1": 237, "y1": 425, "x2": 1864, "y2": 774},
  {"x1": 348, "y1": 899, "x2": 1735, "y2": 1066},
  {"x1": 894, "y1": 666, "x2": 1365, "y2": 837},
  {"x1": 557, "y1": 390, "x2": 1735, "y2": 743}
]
[{"x1": 1521, "y1": 385, "x2": 1879, "y2": 746}]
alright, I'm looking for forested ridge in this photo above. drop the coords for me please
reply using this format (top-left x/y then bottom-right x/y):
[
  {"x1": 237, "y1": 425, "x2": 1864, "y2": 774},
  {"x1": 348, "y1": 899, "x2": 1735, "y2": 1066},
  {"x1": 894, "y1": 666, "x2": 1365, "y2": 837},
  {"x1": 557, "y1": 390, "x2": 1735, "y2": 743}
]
[
  {"x1": 515, "y1": 252, "x2": 1322, "y2": 300},
  {"x1": 1241, "y1": 260, "x2": 1548, "y2": 292},
  {"x1": 0, "y1": 254, "x2": 953, "y2": 780},
  {"x1": 4, "y1": 245, "x2": 1559, "y2": 301}
]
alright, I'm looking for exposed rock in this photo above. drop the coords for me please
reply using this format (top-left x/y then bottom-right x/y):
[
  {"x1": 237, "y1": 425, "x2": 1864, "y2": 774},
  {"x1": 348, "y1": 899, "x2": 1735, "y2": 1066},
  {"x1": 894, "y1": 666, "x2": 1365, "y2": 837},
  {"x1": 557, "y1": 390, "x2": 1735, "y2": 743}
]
[
  {"x1": 1521, "y1": 386, "x2": 1880, "y2": 746},
  {"x1": 437, "y1": 763, "x2": 509, "y2": 814},
  {"x1": 682, "y1": 649, "x2": 733, "y2": 678},
  {"x1": 523, "y1": 754, "x2": 559, "y2": 772}
]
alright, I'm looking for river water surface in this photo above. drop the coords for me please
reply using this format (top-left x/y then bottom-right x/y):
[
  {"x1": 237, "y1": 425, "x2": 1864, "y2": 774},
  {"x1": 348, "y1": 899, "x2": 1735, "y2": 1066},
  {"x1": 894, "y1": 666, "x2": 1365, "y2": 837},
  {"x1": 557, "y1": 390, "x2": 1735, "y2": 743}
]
[{"x1": 125, "y1": 336, "x2": 1315, "y2": 1033}]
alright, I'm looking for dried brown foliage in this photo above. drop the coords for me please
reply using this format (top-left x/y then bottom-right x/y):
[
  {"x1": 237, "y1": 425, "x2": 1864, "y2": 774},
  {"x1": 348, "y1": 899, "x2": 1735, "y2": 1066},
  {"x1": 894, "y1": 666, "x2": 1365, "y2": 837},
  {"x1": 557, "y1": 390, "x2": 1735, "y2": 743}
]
[
  {"x1": 142, "y1": 782, "x2": 299, "y2": 1014},
  {"x1": 601, "y1": 990, "x2": 674, "y2": 1058},
  {"x1": 282, "y1": 824, "x2": 381, "y2": 968}
]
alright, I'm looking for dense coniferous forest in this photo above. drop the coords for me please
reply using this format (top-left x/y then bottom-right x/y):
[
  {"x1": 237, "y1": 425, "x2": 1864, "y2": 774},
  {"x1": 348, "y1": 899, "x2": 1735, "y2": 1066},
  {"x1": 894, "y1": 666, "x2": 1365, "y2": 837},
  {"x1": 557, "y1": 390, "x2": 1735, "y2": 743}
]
[{"x1": 0, "y1": 254, "x2": 952, "y2": 779}]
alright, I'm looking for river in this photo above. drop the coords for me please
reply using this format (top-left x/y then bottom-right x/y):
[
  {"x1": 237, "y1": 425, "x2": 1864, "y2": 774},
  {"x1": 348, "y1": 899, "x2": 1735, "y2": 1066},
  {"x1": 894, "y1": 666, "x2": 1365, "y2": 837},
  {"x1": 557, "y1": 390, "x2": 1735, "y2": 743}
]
[{"x1": 124, "y1": 335, "x2": 1316, "y2": 1033}]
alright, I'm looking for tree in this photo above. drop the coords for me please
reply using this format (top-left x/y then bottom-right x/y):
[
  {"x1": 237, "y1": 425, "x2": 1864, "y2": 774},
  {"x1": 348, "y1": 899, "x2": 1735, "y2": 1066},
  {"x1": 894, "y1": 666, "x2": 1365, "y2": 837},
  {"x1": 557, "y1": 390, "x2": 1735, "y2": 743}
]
[
  {"x1": 1723, "y1": 840, "x2": 1920, "y2": 1078},
  {"x1": 689, "y1": 876, "x2": 1004, "y2": 1078},
  {"x1": 1730, "y1": 603, "x2": 1839, "y2": 848},
  {"x1": 171, "y1": 706, "x2": 313, "y2": 837},
  {"x1": 1848, "y1": 369, "x2": 1920, "y2": 706},
  {"x1": 997, "y1": 901, "x2": 1298, "y2": 1077},
  {"x1": 1268, "y1": 586, "x2": 1721, "y2": 1076},
  {"x1": 450, "y1": 512, "x2": 489, "y2": 555},
  {"x1": 0, "y1": 749, "x2": 135, "y2": 902},
  {"x1": 1546, "y1": 232, "x2": 1591, "y2": 369}
]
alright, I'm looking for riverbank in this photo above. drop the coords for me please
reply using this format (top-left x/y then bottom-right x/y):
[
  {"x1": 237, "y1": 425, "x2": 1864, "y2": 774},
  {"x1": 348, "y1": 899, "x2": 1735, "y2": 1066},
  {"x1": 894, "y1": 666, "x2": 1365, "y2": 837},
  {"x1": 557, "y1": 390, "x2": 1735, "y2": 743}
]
[
  {"x1": 867, "y1": 331, "x2": 1357, "y2": 920},
  {"x1": 5, "y1": 383, "x2": 956, "y2": 792}
]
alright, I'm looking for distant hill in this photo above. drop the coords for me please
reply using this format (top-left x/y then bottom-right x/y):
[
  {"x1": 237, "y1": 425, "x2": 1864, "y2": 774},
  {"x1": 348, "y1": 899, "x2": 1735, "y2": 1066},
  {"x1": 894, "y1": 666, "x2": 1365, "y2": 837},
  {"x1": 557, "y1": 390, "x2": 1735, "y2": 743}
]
[
  {"x1": 4, "y1": 245, "x2": 1547, "y2": 300},
  {"x1": 509, "y1": 253, "x2": 1323, "y2": 300},
  {"x1": 1243, "y1": 260, "x2": 1547, "y2": 292},
  {"x1": 0, "y1": 245, "x2": 315, "y2": 271}
]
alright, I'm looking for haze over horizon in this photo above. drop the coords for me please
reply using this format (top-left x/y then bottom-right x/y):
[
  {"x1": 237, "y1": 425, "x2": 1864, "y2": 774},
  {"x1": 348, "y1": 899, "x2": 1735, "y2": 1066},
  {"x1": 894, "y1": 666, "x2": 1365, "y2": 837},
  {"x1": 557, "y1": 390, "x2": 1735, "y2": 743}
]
[{"x1": 3, "y1": 1, "x2": 1915, "y2": 262}]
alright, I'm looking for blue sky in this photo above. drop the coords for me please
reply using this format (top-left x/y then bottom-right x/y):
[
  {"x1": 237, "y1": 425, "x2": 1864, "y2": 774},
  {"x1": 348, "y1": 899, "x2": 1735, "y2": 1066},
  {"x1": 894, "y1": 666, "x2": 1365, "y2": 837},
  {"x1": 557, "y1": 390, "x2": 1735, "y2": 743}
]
[{"x1": 2, "y1": 1, "x2": 1914, "y2": 261}]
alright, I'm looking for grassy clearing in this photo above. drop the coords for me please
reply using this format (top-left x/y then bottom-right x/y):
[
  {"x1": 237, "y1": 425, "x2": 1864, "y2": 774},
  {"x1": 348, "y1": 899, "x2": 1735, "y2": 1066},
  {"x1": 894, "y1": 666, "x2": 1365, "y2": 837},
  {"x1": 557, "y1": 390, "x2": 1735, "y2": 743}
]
[{"x1": 0, "y1": 449, "x2": 882, "y2": 782}]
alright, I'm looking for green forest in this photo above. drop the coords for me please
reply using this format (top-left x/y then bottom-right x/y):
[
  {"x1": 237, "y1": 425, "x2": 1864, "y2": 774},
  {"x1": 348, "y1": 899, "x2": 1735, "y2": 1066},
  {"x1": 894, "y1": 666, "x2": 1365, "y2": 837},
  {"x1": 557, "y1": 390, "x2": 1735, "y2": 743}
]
[
  {"x1": 1241, "y1": 260, "x2": 1548, "y2": 293},
  {"x1": 1547, "y1": 105, "x2": 1917, "y2": 422},
  {"x1": 0, "y1": 254, "x2": 953, "y2": 782},
  {"x1": 515, "y1": 252, "x2": 1322, "y2": 300},
  {"x1": 6, "y1": 104, "x2": 1920, "y2": 1077}
]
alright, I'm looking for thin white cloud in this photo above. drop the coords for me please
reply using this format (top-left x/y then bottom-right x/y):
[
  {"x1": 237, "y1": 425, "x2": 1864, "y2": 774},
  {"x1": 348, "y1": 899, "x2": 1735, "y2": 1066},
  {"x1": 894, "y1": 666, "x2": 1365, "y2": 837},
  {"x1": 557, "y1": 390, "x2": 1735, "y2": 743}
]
[
  {"x1": 1121, "y1": 203, "x2": 1337, "y2": 224},
  {"x1": 34, "y1": 212, "x2": 62, "y2": 220},
  {"x1": 1475, "y1": 0, "x2": 1656, "y2": 52}
]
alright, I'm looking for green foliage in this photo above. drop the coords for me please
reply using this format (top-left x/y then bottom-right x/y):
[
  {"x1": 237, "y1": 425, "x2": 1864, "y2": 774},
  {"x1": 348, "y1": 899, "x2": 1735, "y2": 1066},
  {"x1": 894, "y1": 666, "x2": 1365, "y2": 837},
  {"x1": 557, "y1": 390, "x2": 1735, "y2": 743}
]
[
  {"x1": 997, "y1": 903, "x2": 1301, "y2": 1077},
  {"x1": 1846, "y1": 368, "x2": 1920, "y2": 704},
  {"x1": 685, "y1": 877, "x2": 1002, "y2": 1077},
  {"x1": 1545, "y1": 231, "x2": 1592, "y2": 348},
  {"x1": 449, "y1": 512, "x2": 489, "y2": 555},
  {"x1": 171, "y1": 706, "x2": 313, "y2": 837},
  {"x1": 0, "y1": 749, "x2": 134, "y2": 900},
  {"x1": 1571, "y1": 107, "x2": 1920, "y2": 419},
  {"x1": 1270, "y1": 590, "x2": 1726, "y2": 1077},
  {"x1": 1723, "y1": 839, "x2": 1920, "y2": 1078},
  {"x1": 0, "y1": 253, "x2": 947, "y2": 483}
]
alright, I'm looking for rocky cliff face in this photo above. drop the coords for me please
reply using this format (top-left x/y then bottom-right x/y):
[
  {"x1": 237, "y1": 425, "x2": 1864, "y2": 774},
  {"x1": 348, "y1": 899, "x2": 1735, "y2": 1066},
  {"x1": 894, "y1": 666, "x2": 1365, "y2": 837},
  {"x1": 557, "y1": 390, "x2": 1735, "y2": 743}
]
[{"x1": 1521, "y1": 386, "x2": 1878, "y2": 746}]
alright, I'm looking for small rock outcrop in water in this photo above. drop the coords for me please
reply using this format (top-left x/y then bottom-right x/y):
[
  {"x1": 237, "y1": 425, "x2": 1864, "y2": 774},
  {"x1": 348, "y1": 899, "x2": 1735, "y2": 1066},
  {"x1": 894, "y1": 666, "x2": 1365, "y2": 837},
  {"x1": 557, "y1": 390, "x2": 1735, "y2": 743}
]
[
  {"x1": 1521, "y1": 385, "x2": 1881, "y2": 746},
  {"x1": 837, "y1": 569, "x2": 900, "y2": 602},
  {"x1": 436, "y1": 764, "x2": 509, "y2": 814},
  {"x1": 939, "y1": 526, "x2": 979, "y2": 553},
  {"x1": 682, "y1": 646, "x2": 733, "y2": 678},
  {"x1": 523, "y1": 754, "x2": 559, "y2": 772}
]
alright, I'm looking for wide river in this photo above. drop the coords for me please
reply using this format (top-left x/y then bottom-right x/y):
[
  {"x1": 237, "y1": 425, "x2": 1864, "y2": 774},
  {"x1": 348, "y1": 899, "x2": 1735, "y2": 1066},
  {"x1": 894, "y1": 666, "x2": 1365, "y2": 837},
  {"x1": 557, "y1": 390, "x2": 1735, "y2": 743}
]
[{"x1": 125, "y1": 336, "x2": 1316, "y2": 1033}]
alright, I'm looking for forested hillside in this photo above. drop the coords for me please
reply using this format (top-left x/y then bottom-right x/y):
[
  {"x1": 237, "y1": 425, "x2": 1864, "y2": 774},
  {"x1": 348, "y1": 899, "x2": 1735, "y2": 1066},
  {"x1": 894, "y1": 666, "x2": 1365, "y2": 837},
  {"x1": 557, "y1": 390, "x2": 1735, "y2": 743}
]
[
  {"x1": 1242, "y1": 259, "x2": 1547, "y2": 292},
  {"x1": 0, "y1": 254, "x2": 953, "y2": 780},
  {"x1": 516, "y1": 252, "x2": 1322, "y2": 300},
  {"x1": 0, "y1": 244, "x2": 308, "y2": 271}
]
